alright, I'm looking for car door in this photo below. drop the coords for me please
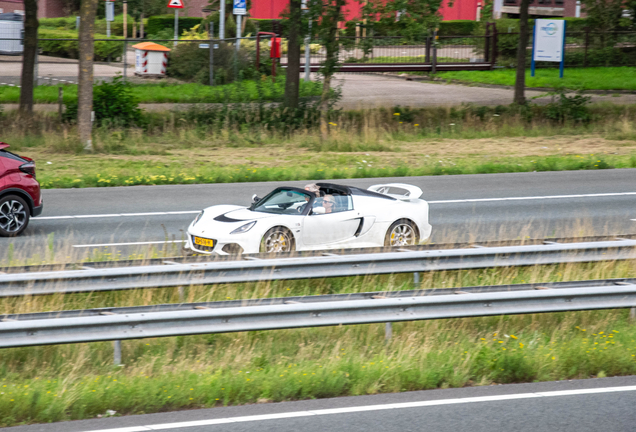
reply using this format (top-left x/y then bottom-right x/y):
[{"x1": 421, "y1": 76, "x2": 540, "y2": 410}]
[{"x1": 302, "y1": 195, "x2": 360, "y2": 246}]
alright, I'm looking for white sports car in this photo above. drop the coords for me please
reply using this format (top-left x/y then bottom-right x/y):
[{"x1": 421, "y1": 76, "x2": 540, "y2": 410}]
[{"x1": 184, "y1": 182, "x2": 431, "y2": 255}]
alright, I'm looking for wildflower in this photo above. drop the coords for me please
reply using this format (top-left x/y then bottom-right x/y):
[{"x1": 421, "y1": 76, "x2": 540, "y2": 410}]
[
  {"x1": 393, "y1": 113, "x2": 400, "y2": 116},
  {"x1": 510, "y1": 335, "x2": 518, "y2": 339}
]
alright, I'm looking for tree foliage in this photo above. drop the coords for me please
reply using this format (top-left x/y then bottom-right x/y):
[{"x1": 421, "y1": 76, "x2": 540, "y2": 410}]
[{"x1": 359, "y1": 0, "x2": 444, "y2": 42}]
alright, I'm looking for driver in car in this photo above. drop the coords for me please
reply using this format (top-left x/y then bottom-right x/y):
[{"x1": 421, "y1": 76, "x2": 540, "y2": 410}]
[{"x1": 322, "y1": 195, "x2": 335, "y2": 214}]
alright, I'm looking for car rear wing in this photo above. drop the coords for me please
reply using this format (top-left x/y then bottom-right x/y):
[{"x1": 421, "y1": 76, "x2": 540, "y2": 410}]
[{"x1": 367, "y1": 183, "x2": 423, "y2": 200}]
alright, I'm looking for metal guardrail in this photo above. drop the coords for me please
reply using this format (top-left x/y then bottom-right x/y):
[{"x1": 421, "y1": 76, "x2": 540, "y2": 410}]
[
  {"x1": 3, "y1": 234, "x2": 635, "y2": 274},
  {"x1": 1, "y1": 282, "x2": 635, "y2": 348},
  {"x1": 1, "y1": 239, "x2": 636, "y2": 297}
]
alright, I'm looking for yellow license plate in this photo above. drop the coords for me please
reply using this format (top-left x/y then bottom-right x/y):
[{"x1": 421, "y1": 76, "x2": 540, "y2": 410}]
[{"x1": 194, "y1": 236, "x2": 215, "y2": 247}]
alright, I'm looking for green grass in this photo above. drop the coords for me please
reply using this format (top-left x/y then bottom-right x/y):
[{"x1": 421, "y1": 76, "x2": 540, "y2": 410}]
[
  {"x1": 435, "y1": 67, "x2": 636, "y2": 91},
  {"x1": 0, "y1": 78, "x2": 323, "y2": 104},
  {"x1": 33, "y1": 153, "x2": 632, "y2": 189},
  {"x1": 1, "y1": 261, "x2": 636, "y2": 426}
]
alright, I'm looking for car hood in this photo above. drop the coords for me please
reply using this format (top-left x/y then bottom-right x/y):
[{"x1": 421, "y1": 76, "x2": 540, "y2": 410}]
[{"x1": 223, "y1": 208, "x2": 278, "y2": 221}]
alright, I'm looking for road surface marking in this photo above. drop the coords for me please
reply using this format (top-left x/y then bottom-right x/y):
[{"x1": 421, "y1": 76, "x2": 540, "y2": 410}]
[
  {"x1": 34, "y1": 192, "x2": 636, "y2": 221},
  {"x1": 82, "y1": 385, "x2": 636, "y2": 431},
  {"x1": 428, "y1": 191, "x2": 636, "y2": 204},
  {"x1": 37, "y1": 211, "x2": 200, "y2": 220},
  {"x1": 72, "y1": 240, "x2": 186, "y2": 248}
]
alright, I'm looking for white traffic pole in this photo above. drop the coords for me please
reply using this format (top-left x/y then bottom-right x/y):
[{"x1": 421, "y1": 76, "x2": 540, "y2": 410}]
[
  {"x1": 173, "y1": 9, "x2": 179, "y2": 46},
  {"x1": 219, "y1": 0, "x2": 225, "y2": 39},
  {"x1": 236, "y1": 14, "x2": 241, "y2": 51},
  {"x1": 304, "y1": 19, "x2": 311, "y2": 82}
]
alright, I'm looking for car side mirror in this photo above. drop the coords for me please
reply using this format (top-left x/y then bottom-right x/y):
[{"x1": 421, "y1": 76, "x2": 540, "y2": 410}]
[
  {"x1": 252, "y1": 194, "x2": 261, "y2": 203},
  {"x1": 311, "y1": 207, "x2": 326, "y2": 215}
]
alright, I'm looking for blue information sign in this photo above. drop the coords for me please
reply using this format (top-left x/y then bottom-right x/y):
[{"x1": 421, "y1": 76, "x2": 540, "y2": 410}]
[{"x1": 233, "y1": 0, "x2": 246, "y2": 15}]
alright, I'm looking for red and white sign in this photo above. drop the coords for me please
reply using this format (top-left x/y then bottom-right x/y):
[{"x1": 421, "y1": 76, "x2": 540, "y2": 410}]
[{"x1": 167, "y1": 0, "x2": 184, "y2": 8}]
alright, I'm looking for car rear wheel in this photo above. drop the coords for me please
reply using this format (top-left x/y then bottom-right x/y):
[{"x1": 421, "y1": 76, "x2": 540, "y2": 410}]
[
  {"x1": 384, "y1": 219, "x2": 419, "y2": 247},
  {"x1": 0, "y1": 195, "x2": 30, "y2": 237},
  {"x1": 260, "y1": 227, "x2": 295, "y2": 253}
]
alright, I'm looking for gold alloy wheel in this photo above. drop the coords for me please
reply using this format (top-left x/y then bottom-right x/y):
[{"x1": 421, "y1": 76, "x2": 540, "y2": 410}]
[
  {"x1": 262, "y1": 228, "x2": 293, "y2": 253},
  {"x1": 388, "y1": 222, "x2": 417, "y2": 247}
]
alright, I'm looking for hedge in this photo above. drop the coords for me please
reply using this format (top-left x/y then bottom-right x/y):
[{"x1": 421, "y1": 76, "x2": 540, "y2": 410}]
[
  {"x1": 40, "y1": 15, "x2": 138, "y2": 37},
  {"x1": 438, "y1": 20, "x2": 479, "y2": 36},
  {"x1": 38, "y1": 29, "x2": 124, "y2": 61},
  {"x1": 146, "y1": 15, "x2": 203, "y2": 37}
]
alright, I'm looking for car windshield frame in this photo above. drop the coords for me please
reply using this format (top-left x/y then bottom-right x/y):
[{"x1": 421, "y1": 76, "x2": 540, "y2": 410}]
[{"x1": 251, "y1": 187, "x2": 314, "y2": 216}]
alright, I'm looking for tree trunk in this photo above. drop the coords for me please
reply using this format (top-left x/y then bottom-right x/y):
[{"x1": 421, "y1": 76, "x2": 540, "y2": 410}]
[
  {"x1": 319, "y1": 0, "x2": 344, "y2": 140},
  {"x1": 19, "y1": 0, "x2": 38, "y2": 117},
  {"x1": 78, "y1": 0, "x2": 99, "y2": 151},
  {"x1": 513, "y1": 0, "x2": 530, "y2": 105},
  {"x1": 284, "y1": 0, "x2": 302, "y2": 108}
]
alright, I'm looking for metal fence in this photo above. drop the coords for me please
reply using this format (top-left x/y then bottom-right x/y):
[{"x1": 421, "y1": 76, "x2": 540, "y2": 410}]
[
  {"x1": 494, "y1": 29, "x2": 636, "y2": 68},
  {"x1": 1, "y1": 280, "x2": 635, "y2": 350},
  {"x1": 0, "y1": 35, "x2": 272, "y2": 88},
  {"x1": 1, "y1": 239, "x2": 636, "y2": 298}
]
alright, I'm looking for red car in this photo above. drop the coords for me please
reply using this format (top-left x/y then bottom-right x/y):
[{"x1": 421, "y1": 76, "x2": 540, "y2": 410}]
[{"x1": 0, "y1": 143, "x2": 43, "y2": 237}]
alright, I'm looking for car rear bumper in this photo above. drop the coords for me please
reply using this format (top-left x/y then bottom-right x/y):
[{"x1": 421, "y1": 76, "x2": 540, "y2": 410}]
[{"x1": 32, "y1": 203, "x2": 43, "y2": 217}]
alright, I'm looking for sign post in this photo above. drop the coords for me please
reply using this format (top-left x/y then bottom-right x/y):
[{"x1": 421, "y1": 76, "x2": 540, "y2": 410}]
[
  {"x1": 167, "y1": 0, "x2": 184, "y2": 47},
  {"x1": 531, "y1": 19, "x2": 566, "y2": 78},
  {"x1": 105, "y1": 0, "x2": 115, "y2": 37},
  {"x1": 233, "y1": 0, "x2": 246, "y2": 51}
]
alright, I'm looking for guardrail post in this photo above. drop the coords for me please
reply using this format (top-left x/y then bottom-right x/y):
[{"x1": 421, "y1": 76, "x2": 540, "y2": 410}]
[
  {"x1": 413, "y1": 272, "x2": 420, "y2": 288},
  {"x1": 178, "y1": 286, "x2": 185, "y2": 302},
  {"x1": 385, "y1": 322, "x2": 392, "y2": 342},
  {"x1": 630, "y1": 307, "x2": 636, "y2": 321},
  {"x1": 113, "y1": 340, "x2": 122, "y2": 366}
]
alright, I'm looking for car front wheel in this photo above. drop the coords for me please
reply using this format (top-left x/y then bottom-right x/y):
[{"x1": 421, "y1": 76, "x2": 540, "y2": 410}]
[
  {"x1": 260, "y1": 227, "x2": 295, "y2": 253},
  {"x1": 0, "y1": 195, "x2": 30, "y2": 237},
  {"x1": 384, "y1": 219, "x2": 419, "y2": 247}
]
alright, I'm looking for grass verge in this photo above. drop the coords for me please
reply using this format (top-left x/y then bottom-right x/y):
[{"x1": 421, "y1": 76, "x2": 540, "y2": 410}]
[
  {"x1": 433, "y1": 67, "x2": 636, "y2": 91},
  {"x1": 0, "y1": 78, "x2": 323, "y2": 104},
  {"x1": 1, "y1": 260, "x2": 635, "y2": 426},
  {"x1": 2, "y1": 103, "x2": 636, "y2": 189}
]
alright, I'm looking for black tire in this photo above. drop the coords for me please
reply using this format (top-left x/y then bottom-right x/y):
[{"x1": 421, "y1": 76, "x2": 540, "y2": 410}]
[
  {"x1": 0, "y1": 195, "x2": 30, "y2": 237},
  {"x1": 384, "y1": 219, "x2": 419, "y2": 247},
  {"x1": 260, "y1": 227, "x2": 295, "y2": 253}
]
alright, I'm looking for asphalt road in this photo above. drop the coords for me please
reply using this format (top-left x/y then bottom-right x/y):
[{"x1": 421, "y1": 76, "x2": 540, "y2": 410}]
[
  {"x1": 4, "y1": 376, "x2": 636, "y2": 432},
  {"x1": 2, "y1": 169, "x2": 636, "y2": 261}
]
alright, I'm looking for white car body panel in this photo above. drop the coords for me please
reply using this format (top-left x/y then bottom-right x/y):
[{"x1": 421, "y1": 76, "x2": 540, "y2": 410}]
[{"x1": 185, "y1": 183, "x2": 432, "y2": 255}]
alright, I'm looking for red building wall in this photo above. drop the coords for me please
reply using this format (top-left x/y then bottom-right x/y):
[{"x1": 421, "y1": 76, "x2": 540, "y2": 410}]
[{"x1": 439, "y1": 0, "x2": 480, "y2": 20}]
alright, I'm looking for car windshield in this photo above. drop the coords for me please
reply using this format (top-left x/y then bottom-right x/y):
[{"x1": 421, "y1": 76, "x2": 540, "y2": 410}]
[{"x1": 253, "y1": 189, "x2": 311, "y2": 215}]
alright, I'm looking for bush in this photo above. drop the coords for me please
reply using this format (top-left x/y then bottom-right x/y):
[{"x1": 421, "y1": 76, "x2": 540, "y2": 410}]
[
  {"x1": 38, "y1": 29, "x2": 123, "y2": 61},
  {"x1": 63, "y1": 76, "x2": 143, "y2": 127},
  {"x1": 94, "y1": 15, "x2": 135, "y2": 37},
  {"x1": 203, "y1": 12, "x2": 258, "y2": 38},
  {"x1": 543, "y1": 87, "x2": 592, "y2": 123},
  {"x1": 438, "y1": 20, "x2": 479, "y2": 36},
  {"x1": 146, "y1": 15, "x2": 203, "y2": 37},
  {"x1": 166, "y1": 41, "x2": 257, "y2": 84}
]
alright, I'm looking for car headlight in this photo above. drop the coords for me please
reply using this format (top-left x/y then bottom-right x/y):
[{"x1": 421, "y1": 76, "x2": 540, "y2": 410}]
[
  {"x1": 193, "y1": 210, "x2": 204, "y2": 226},
  {"x1": 231, "y1": 221, "x2": 256, "y2": 234}
]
